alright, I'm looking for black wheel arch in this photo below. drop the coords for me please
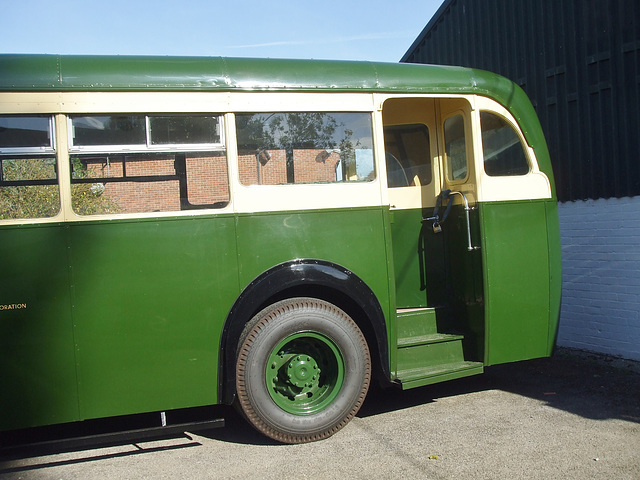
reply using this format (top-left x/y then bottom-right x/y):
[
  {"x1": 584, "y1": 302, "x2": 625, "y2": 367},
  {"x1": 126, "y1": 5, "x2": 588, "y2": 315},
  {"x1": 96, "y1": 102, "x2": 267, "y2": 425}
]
[{"x1": 219, "y1": 259, "x2": 390, "y2": 404}]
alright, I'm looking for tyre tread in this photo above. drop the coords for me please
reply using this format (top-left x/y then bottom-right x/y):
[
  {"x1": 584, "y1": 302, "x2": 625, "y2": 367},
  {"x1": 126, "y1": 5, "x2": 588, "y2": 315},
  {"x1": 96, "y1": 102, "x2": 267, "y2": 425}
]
[{"x1": 235, "y1": 297, "x2": 370, "y2": 444}]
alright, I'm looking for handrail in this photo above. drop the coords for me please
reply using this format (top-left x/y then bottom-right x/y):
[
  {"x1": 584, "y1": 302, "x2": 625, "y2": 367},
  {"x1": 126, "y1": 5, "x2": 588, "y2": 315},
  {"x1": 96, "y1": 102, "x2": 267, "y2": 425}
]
[{"x1": 448, "y1": 191, "x2": 481, "y2": 252}]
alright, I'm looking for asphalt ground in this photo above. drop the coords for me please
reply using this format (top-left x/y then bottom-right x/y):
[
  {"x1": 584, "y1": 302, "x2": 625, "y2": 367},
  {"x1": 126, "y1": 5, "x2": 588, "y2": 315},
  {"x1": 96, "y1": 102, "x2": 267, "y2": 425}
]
[{"x1": 1, "y1": 347, "x2": 639, "y2": 479}]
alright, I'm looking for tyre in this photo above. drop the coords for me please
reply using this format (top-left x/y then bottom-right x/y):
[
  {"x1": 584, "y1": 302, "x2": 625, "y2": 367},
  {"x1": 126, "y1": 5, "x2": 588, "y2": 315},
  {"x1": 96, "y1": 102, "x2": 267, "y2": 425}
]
[{"x1": 235, "y1": 297, "x2": 371, "y2": 444}]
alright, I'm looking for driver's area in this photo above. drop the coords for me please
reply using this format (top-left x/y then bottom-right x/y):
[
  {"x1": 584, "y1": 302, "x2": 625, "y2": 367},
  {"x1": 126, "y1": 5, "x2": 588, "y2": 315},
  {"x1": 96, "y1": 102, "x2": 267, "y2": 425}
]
[{"x1": 384, "y1": 123, "x2": 432, "y2": 189}]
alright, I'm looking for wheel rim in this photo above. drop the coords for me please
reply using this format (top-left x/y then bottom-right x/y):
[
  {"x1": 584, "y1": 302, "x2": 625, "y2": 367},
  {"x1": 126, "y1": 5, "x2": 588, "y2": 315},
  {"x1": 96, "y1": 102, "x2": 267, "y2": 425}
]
[{"x1": 266, "y1": 331, "x2": 345, "y2": 415}]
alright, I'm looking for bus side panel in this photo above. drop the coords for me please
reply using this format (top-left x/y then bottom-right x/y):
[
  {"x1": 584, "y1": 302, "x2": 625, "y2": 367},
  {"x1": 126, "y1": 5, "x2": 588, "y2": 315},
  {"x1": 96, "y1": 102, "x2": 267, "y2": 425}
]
[
  {"x1": 390, "y1": 208, "x2": 448, "y2": 309},
  {"x1": 234, "y1": 207, "x2": 393, "y2": 341},
  {"x1": 68, "y1": 215, "x2": 238, "y2": 420},
  {"x1": 0, "y1": 224, "x2": 80, "y2": 430},
  {"x1": 546, "y1": 200, "x2": 562, "y2": 355},
  {"x1": 480, "y1": 200, "x2": 551, "y2": 365}
]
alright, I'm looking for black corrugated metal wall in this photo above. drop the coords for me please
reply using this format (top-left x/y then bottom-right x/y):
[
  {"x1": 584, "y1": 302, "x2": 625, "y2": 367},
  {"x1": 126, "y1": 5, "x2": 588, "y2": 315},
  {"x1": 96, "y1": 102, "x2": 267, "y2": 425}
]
[{"x1": 402, "y1": 0, "x2": 640, "y2": 202}]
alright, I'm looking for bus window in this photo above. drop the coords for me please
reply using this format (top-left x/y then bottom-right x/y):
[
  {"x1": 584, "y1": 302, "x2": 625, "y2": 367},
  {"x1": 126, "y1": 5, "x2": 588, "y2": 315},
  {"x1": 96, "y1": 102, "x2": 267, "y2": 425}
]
[
  {"x1": 68, "y1": 114, "x2": 229, "y2": 214},
  {"x1": 480, "y1": 112, "x2": 530, "y2": 176},
  {"x1": 0, "y1": 115, "x2": 59, "y2": 220},
  {"x1": 444, "y1": 114, "x2": 468, "y2": 182},
  {"x1": 383, "y1": 124, "x2": 431, "y2": 188},
  {"x1": 235, "y1": 112, "x2": 375, "y2": 185}
]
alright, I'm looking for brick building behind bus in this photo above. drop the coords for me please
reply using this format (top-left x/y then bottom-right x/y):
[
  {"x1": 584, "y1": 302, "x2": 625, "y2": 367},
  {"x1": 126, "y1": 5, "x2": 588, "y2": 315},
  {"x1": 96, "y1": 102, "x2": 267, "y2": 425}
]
[{"x1": 81, "y1": 148, "x2": 341, "y2": 214}]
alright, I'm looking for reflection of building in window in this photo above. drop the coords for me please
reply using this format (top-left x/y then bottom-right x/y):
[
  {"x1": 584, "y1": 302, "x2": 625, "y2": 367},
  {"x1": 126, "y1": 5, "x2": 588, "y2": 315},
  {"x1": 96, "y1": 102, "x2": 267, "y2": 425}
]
[
  {"x1": 239, "y1": 150, "x2": 287, "y2": 186},
  {"x1": 236, "y1": 112, "x2": 375, "y2": 186},
  {"x1": 294, "y1": 150, "x2": 342, "y2": 184},
  {"x1": 238, "y1": 149, "x2": 343, "y2": 185},
  {"x1": 68, "y1": 114, "x2": 229, "y2": 215},
  {"x1": 73, "y1": 152, "x2": 229, "y2": 214}
]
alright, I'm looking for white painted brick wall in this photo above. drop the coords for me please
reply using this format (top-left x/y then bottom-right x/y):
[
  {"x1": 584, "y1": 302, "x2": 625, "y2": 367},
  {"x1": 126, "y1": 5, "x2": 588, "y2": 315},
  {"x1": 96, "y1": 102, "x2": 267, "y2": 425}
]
[{"x1": 557, "y1": 197, "x2": 640, "y2": 361}]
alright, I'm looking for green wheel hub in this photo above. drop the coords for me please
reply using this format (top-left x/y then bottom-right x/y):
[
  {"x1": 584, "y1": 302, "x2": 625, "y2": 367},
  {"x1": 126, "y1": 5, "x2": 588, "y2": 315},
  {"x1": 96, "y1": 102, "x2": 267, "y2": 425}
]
[{"x1": 266, "y1": 331, "x2": 345, "y2": 415}]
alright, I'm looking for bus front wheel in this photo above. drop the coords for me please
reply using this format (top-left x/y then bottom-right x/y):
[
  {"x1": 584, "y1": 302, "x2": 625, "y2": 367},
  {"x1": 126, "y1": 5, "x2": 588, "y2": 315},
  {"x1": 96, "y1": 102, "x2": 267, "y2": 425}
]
[{"x1": 235, "y1": 297, "x2": 371, "y2": 443}]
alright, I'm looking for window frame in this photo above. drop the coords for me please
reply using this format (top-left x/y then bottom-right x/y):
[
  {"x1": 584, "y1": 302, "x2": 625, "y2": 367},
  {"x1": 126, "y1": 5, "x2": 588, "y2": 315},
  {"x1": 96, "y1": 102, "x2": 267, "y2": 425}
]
[
  {"x1": 442, "y1": 111, "x2": 471, "y2": 185},
  {"x1": 234, "y1": 111, "x2": 377, "y2": 187},
  {"x1": 479, "y1": 110, "x2": 531, "y2": 177},
  {"x1": 1, "y1": 92, "x2": 387, "y2": 220},
  {"x1": 0, "y1": 115, "x2": 61, "y2": 221},
  {"x1": 66, "y1": 113, "x2": 230, "y2": 217},
  {"x1": 0, "y1": 115, "x2": 56, "y2": 156},
  {"x1": 471, "y1": 97, "x2": 552, "y2": 203},
  {"x1": 68, "y1": 114, "x2": 226, "y2": 154}
]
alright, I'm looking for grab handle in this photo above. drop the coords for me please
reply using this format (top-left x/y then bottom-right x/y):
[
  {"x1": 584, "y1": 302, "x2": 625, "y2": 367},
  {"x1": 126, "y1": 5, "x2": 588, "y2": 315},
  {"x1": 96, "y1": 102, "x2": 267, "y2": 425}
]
[
  {"x1": 425, "y1": 190, "x2": 480, "y2": 252},
  {"x1": 449, "y1": 191, "x2": 481, "y2": 252}
]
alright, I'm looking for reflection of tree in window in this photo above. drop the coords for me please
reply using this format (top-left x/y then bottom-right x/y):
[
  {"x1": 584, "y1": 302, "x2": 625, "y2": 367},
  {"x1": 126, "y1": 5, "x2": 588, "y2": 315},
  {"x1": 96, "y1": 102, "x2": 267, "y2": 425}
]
[
  {"x1": 236, "y1": 113, "x2": 373, "y2": 185},
  {"x1": 0, "y1": 157, "x2": 60, "y2": 219},
  {"x1": 0, "y1": 115, "x2": 60, "y2": 219},
  {"x1": 70, "y1": 157, "x2": 121, "y2": 215}
]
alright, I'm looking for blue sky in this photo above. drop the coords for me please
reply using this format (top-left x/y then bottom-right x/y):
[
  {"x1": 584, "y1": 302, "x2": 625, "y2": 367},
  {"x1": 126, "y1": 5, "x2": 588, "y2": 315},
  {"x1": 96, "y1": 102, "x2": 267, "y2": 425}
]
[{"x1": 1, "y1": 0, "x2": 443, "y2": 62}]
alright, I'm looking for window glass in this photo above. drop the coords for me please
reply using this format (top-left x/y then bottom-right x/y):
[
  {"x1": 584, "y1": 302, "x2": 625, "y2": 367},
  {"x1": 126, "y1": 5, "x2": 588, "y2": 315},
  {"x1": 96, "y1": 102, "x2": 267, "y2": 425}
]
[
  {"x1": 0, "y1": 116, "x2": 52, "y2": 149},
  {"x1": 149, "y1": 116, "x2": 221, "y2": 145},
  {"x1": 236, "y1": 112, "x2": 375, "y2": 185},
  {"x1": 70, "y1": 152, "x2": 229, "y2": 215},
  {"x1": 0, "y1": 116, "x2": 59, "y2": 220},
  {"x1": 481, "y1": 112, "x2": 530, "y2": 176},
  {"x1": 384, "y1": 124, "x2": 431, "y2": 188},
  {"x1": 1, "y1": 157, "x2": 60, "y2": 219},
  {"x1": 69, "y1": 114, "x2": 228, "y2": 215},
  {"x1": 71, "y1": 115, "x2": 146, "y2": 147},
  {"x1": 444, "y1": 114, "x2": 468, "y2": 181}
]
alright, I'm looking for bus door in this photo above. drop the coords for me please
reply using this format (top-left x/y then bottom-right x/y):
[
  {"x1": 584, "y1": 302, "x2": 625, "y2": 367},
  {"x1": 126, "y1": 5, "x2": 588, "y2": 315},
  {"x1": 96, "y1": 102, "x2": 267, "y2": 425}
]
[
  {"x1": 382, "y1": 98, "x2": 444, "y2": 310},
  {"x1": 383, "y1": 97, "x2": 485, "y2": 385},
  {"x1": 437, "y1": 99, "x2": 485, "y2": 360},
  {"x1": 472, "y1": 102, "x2": 554, "y2": 365}
]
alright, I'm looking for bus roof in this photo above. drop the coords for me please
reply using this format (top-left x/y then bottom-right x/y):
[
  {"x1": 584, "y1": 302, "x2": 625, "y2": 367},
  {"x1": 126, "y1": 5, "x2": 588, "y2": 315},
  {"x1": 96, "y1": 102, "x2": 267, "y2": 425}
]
[{"x1": 0, "y1": 54, "x2": 519, "y2": 100}]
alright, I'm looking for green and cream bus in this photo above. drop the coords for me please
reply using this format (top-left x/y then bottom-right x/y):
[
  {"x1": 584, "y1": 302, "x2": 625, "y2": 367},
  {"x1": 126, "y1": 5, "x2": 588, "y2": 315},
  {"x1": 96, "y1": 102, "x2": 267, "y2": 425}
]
[{"x1": 0, "y1": 55, "x2": 561, "y2": 444}]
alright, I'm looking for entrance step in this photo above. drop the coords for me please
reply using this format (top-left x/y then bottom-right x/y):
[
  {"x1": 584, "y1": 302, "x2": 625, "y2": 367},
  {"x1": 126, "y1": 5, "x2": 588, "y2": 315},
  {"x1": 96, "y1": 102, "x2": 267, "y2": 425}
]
[
  {"x1": 396, "y1": 307, "x2": 438, "y2": 338},
  {"x1": 396, "y1": 361, "x2": 484, "y2": 390},
  {"x1": 397, "y1": 332, "x2": 463, "y2": 348},
  {"x1": 395, "y1": 307, "x2": 483, "y2": 389},
  {"x1": 397, "y1": 332, "x2": 466, "y2": 372}
]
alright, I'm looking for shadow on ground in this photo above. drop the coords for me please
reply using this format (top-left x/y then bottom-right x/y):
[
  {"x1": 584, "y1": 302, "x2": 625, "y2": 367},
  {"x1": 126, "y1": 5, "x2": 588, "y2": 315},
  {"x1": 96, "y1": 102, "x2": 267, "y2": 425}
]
[
  {"x1": 1, "y1": 347, "x2": 638, "y2": 459},
  {"x1": 358, "y1": 347, "x2": 640, "y2": 424}
]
